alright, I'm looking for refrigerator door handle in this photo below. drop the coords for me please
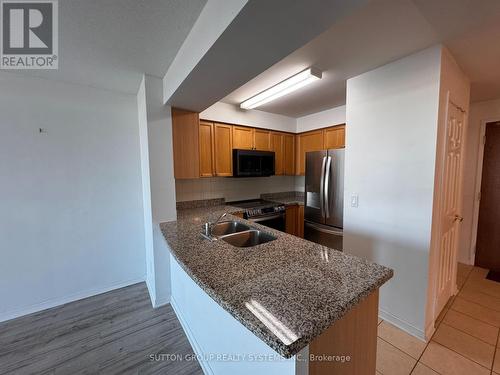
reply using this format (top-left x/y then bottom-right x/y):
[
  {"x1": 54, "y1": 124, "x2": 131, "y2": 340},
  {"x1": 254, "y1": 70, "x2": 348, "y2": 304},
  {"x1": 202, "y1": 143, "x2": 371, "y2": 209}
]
[
  {"x1": 319, "y1": 156, "x2": 327, "y2": 218},
  {"x1": 324, "y1": 156, "x2": 332, "y2": 218}
]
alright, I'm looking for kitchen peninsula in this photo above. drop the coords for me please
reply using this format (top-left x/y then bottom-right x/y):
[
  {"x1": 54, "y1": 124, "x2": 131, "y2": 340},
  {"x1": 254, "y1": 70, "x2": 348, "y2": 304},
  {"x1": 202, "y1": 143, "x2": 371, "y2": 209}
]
[{"x1": 160, "y1": 200, "x2": 393, "y2": 375}]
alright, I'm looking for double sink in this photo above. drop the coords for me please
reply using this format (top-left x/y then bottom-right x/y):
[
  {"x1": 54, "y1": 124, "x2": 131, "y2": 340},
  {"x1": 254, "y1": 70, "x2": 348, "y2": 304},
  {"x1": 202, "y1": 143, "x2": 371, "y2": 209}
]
[{"x1": 202, "y1": 220, "x2": 276, "y2": 248}]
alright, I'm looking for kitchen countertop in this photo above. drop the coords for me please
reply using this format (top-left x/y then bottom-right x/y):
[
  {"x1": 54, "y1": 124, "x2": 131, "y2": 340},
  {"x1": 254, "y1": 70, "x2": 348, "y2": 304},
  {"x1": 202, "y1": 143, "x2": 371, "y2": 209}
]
[
  {"x1": 160, "y1": 205, "x2": 393, "y2": 358},
  {"x1": 261, "y1": 192, "x2": 305, "y2": 206},
  {"x1": 268, "y1": 196, "x2": 305, "y2": 206}
]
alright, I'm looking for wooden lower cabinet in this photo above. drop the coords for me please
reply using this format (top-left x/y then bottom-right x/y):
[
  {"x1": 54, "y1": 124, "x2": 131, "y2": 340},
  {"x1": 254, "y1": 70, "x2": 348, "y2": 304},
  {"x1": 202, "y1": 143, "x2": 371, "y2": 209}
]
[
  {"x1": 285, "y1": 205, "x2": 297, "y2": 235},
  {"x1": 285, "y1": 204, "x2": 304, "y2": 238},
  {"x1": 297, "y1": 205, "x2": 304, "y2": 238},
  {"x1": 213, "y1": 123, "x2": 233, "y2": 176},
  {"x1": 309, "y1": 290, "x2": 379, "y2": 375}
]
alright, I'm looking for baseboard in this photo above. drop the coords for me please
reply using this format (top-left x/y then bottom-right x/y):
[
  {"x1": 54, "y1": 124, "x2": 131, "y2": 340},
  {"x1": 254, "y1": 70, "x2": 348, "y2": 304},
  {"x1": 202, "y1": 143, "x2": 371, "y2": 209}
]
[
  {"x1": 170, "y1": 295, "x2": 214, "y2": 375},
  {"x1": 425, "y1": 320, "x2": 436, "y2": 340},
  {"x1": 145, "y1": 277, "x2": 170, "y2": 309},
  {"x1": 0, "y1": 276, "x2": 146, "y2": 324},
  {"x1": 153, "y1": 296, "x2": 170, "y2": 308},
  {"x1": 379, "y1": 308, "x2": 426, "y2": 341}
]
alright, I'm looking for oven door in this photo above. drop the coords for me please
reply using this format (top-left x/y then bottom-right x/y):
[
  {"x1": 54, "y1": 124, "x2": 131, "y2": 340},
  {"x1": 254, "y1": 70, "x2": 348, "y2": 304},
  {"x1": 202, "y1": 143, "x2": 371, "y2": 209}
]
[{"x1": 249, "y1": 214, "x2": 285, "y2": 232}]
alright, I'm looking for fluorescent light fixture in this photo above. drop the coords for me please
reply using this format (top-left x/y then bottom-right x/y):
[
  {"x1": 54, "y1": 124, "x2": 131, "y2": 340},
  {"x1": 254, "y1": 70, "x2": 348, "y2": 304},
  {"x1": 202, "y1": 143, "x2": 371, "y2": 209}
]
[{"x1": 240, "y1": 67, "x2": 322, "y2": 110}]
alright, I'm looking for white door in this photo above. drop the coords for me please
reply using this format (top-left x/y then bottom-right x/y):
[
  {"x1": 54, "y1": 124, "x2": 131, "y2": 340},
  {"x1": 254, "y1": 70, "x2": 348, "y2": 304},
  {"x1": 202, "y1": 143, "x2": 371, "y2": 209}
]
[{"x1": 435, "y1": 101, "x2": 466, "y2": 316}]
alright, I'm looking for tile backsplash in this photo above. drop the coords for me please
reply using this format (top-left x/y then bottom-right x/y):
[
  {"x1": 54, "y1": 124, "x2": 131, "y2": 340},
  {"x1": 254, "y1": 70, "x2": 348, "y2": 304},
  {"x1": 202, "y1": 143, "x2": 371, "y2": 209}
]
[{"x1": 175, "y1": 176, "x2": 302, "y2": 202}]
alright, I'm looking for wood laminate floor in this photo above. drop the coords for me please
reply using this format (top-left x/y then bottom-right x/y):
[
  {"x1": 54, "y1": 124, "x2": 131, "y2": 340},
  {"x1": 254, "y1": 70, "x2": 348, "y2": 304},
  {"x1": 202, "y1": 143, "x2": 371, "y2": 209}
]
[{"x1": 0, "y1": 283, "x2": 203, "y2": 375}]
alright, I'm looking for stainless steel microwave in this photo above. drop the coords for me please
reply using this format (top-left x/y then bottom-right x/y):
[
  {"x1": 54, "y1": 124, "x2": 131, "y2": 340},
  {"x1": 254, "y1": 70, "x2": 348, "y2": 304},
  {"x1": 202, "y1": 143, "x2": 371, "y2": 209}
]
[{"x1": 232, "y1": 149, "x2": 275, "y2": 177}]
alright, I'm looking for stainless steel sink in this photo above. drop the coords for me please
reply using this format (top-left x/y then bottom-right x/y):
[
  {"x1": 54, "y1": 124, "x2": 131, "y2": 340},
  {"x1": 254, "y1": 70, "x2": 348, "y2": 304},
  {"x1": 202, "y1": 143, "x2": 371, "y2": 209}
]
[
  {"x1": 209, "y1": 221, "x2": 251, "y2": 237},
  {"x1": 220, "y1": 230, "x2": 276, "y2": 247}
]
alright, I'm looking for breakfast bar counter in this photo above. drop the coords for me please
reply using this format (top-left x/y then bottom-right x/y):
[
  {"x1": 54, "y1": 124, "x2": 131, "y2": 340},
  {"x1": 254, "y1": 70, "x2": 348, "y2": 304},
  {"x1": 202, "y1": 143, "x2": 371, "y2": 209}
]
[{"x1": 160, "y1": 204, "x2": 393, "y2": 374}]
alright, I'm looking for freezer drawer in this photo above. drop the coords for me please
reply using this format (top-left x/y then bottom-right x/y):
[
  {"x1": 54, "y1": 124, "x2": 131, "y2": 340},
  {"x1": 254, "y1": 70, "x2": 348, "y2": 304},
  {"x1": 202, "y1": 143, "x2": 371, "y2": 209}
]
[{"x1": 304, "y1": 221, "x2": 343, "y2": 251}]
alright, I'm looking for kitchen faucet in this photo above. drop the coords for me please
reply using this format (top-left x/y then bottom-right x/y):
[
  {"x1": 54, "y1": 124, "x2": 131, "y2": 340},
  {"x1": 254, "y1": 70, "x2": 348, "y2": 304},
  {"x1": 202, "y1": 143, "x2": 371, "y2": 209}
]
[{"x1": 203, "y1": 212, "x2": 227, "y2": 239}]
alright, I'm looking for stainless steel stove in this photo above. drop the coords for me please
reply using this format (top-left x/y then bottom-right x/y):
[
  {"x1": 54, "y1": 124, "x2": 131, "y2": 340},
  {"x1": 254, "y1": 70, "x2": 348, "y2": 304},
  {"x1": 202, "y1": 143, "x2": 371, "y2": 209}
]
[{"x1": 228, "y1": 199, "x2": 286, "y2": 231}]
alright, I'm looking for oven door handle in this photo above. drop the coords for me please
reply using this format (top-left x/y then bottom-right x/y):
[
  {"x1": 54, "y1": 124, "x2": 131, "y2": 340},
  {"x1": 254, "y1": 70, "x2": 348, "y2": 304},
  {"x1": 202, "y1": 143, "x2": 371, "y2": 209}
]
[{"x1": 249, "y1": 214, "x2": 284, "y2": 222}]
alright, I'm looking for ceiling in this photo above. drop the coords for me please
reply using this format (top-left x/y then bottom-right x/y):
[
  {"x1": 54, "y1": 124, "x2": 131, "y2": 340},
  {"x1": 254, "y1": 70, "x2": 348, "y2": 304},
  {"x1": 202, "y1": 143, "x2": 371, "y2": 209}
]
[
  {"x1": 221, "y1": 0, "x2": 500, "y2": 117},
  {"x1": 17, "y1": 0, "x2": 207, "y2": 94},
  {"x1": 166, "y1": 0, "x2": 369, "y2": 111}
]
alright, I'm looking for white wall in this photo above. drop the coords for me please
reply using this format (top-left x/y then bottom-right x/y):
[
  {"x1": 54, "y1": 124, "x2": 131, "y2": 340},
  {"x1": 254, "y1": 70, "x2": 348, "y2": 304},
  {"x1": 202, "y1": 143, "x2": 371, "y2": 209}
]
[
  {"x1": 296, "y1": 105, "x2": 346, "y2": 132},
  {"x1": 175, "y1": 176, "x2": 296, "y2": 202},
  {"x1": 344, "y1": 46, "x2": 442, "y2": 338},
  {"x1": 137, "y1": 76, "x2": 156, "y2": 304},
  {"x1": 200, "y1": 101, "x2": 296, "y2": 133},
  {"x1": 146, "y1": 76, "x2": 177, "y2": 223},
  {"x1": 459, "y1": 98, "x2": 500, "y2": 264},
  {"x1": 145, "y1": 75, "x2": 176, "y2": 306},
  {"x1": 0, "y1": 72, "x2": 147, "y2": 322}
]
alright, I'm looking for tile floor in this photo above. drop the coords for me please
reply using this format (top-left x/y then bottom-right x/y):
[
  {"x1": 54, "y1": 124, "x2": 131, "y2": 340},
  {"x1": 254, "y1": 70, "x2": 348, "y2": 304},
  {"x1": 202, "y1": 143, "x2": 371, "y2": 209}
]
[{"x1": 376, "y1": 263, "x2": 500, "y2": 375}]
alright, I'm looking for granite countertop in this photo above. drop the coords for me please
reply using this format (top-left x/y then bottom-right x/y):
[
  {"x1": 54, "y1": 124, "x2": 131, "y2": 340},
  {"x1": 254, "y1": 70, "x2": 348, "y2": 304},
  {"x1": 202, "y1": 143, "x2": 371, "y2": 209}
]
[
  {"x1": 268, "y1": 196, "x2": 305, "y2": 206},
  {"x1": 160, "y1": 206, "x2": 393, "y2": 358},
  {"x1": 261, "y1": 192, "x2": 305, "y2": 206}
]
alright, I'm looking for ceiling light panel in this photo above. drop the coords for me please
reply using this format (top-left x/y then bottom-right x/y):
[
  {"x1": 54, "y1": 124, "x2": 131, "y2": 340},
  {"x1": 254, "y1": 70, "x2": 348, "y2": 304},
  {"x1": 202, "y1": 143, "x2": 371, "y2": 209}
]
[{"x1": 240, "y1": 68, "x2": 322, "y2": 110}]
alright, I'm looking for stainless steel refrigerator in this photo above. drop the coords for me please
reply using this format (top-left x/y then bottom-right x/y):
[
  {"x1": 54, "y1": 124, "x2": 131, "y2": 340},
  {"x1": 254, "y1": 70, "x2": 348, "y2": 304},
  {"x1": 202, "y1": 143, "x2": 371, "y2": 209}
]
[{"x1": 304, "y1": 149, "x2": 344, "y2": 250}]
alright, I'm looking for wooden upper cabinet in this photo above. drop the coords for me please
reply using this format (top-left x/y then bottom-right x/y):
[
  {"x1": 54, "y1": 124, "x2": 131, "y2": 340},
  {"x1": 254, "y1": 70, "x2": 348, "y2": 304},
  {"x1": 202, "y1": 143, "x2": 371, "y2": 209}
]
[
  {"x1": 271, "y1": 132, "x2": 284, "y2": 175},
  {"x1": 232, "y1": 126, "x2": 254, "y2": 150},
  {"x1": 199, "y1": 121, "x2": 214, "y2": 177},
  {"x1": 172, "y1": 108, "x2": 200, "y2": 179},
  {"x1": 232, "y1": 126, "x2": 271, "y2": 151},
  {"x1": 254, "y1": 129, "x2": 271, "y2": 151},
  {"x1": 324, "y1": 125, "x2": 346, "y2": 149},
  {"x1": 213, "y1": 123, "x2": 233, "y2": 176},
  {"x1": 296, "y1": 130, "x2": 324, "y2": 175},
  {"x1": 283, "y1": 134, "x2": 295, "y2": 176}
]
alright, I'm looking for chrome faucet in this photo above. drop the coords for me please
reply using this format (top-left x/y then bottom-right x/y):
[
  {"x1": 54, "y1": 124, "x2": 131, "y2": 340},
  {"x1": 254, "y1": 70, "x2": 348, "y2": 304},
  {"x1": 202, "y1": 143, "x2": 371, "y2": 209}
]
[
  {"x1": 212, "y1": 212, "x2": 228, "y2": 227},
  {"x1": 203, "y1": 212, "x2": 227, "y2": 239}
]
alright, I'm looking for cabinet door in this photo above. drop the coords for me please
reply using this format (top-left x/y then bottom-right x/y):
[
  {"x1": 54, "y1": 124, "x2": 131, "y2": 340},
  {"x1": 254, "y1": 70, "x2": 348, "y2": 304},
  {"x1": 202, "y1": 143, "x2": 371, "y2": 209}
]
[
  {"x1": 172, "y1": 108, "x2": 200, "y2": 179},
  {"x1": 199, "y1": 121, "x2": 214, "y2": 177},
  {"x1": 296, "y1": 130, "x2": 324, "y2": 175},
  {"x1": 285, "y1": 205, "x2": 298, "y2": 236},
  {"x1": 297, "y1": 205, "x2": 304, "y2": 238},
  {"x1": 323, "y1": 125, "x2": 346, "y2": 149},
  {"x1": 271, "y1": 132, "x2": 284, "y2": 175},
  {"x1": 283, "y1": 134, "x2": 295, "y2": 176},
  {"x1": 214, "y1": 123, "x2": 233, "y2": 176},
  {"x1": 232, "y1": 126, "x2": 254, "y2": 150},
  {"x1": 254, "y1": 129, "x2": 271, "y2": 151}
]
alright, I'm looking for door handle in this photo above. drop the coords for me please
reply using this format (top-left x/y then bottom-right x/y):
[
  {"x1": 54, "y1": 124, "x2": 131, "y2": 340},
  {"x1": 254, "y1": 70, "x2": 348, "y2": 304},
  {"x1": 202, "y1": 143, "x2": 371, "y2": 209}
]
[
  {"x1": 319, "y1": 156, "x2": 327, "y2": 218},
  {"x1": 454, "y1": 215, "x2": 464, "y2": 223},
  {"x1": 324, "y1": 156, "x2": 332, "y2": 218}
]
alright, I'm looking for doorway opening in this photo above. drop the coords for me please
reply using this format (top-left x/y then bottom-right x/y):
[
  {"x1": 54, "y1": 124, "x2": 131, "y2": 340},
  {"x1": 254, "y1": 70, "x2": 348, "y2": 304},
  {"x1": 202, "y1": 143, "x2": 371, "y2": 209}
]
[{"x1": 474, "y1": 121, "x2": 500, "y2": 271}]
